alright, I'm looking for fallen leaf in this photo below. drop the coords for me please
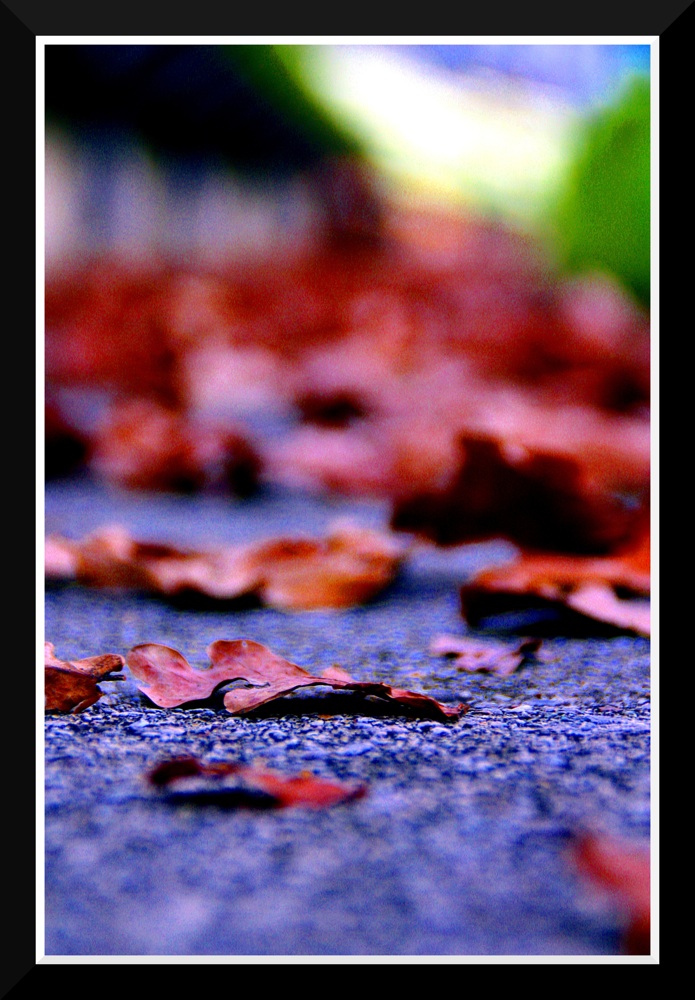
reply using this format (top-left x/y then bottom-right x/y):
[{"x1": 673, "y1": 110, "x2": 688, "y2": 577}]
[
  {"x1": 90, "y1": 397, "x2": 261, "y2": 495},
  {"x1": 148, "y1": 755, "x2": 367, "y2": 809},
  {"x1": 572, "y1": 833, "x2": 651, "y2": 955},
  {"x1": 391, "y1": 434, "x2": 648, "y2": 555},
  {"x1": 45, "y1": 523, "x2": 406, "y2": 610},
  {"x1": 45, "y1": 641, "x2": 125, "y2": 713},
  {"x1": 459, "y1": 530, "x2": 650, "y2": 636},
  {"x1": 564, "y1": 582, "x2": 650, "y2": 637},
  {"x1": 127, "y1": 639, "x2": 467, "y2": 721},
  {"x1": 429, "y1": 635, "x2": 542, "y2": 676}
]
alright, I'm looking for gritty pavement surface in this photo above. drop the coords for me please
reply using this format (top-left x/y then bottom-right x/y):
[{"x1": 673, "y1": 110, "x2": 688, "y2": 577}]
[{"x1": 43, "y1": 474, "x2": 651, "y2": 959}]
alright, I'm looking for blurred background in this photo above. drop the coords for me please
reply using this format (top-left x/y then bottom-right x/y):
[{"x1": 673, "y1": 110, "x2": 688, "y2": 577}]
[
  {"x1": 44, "y1": 42, "x2": 651, "y2": 556},
  {"x1": 45, "y1": 43, "x2": 650, "y2": 286}
]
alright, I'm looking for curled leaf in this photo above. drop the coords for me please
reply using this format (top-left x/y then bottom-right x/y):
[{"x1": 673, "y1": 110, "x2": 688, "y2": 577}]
[
  {"x1": 127, "y1": 639, "x2": 467, "y2": 721},
  {"x1": 148, "y1": 755, "x2": 367, "y2": 809},
  {"x1": 45, "y1": 523, "x2": 405, "y2": 611},
  {"x1": 45, "y1": 641, "x2": 125, "y2": 713}
]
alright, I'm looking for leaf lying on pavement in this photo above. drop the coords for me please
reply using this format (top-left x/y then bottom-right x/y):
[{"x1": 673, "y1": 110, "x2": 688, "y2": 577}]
[
  {"x1": 127, "y1": 639, "x2": 467, "y2": 721},
  {"x1": 571, "y1": 833, "x2": 650, "y2": 955},
  {"x1": 90, "y1": 397, "x2": 262, "y2": 496},
  {"x1": 429, "y1": 635, "x2": 542, "y2": 676},
  {"x1": 45, "y1": 641, "x2": 125, "y2": 713},
  {"x1": 148, "y1": 755, "x2": 367, "y2": 808},
  {"x1": 45, "y1": 522, "x2": 406, "y2": 610},
  {"x1": 459, "y1": 530, "x2": 650, "y2": 636}
]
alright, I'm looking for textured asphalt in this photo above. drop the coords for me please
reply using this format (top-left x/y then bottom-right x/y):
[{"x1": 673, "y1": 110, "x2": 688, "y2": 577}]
[{"x1": 43, "y1": 473, "x2": 651, "y2": 958}]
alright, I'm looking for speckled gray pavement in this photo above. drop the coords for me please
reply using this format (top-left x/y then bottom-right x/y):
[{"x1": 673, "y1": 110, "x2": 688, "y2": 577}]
[{"x1": 43, "y1": 474, "x2": 651, "y2": 958}]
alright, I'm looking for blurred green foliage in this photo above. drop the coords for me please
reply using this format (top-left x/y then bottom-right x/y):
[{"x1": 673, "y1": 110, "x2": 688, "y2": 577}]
[
  {"x1": 221, "y1": 45, "x2": 362, "y2": 162},
  {"x1": 552, "y1": 75, "x2": 650, "y2": 307}
]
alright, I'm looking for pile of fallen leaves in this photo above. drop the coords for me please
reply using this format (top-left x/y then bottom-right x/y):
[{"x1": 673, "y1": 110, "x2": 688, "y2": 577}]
[{"x1": 46, "y1": 203, "x2": 649, "y2": 535}]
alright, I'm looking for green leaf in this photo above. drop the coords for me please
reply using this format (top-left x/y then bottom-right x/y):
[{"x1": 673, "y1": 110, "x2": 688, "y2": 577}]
[{"x1": 553, "y1": 75, "x2": 650, "y2": 306}]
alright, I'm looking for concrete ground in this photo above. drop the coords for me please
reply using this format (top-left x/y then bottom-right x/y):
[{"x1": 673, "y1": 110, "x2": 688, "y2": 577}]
[{"x1": 43, "y1": 472, "x2": 651, "y2": 959}]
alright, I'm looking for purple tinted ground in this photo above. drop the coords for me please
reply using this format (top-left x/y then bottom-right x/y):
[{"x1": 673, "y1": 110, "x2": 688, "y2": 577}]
[{"x1": 43, "y1": 473, "x2": 651, "y2": 958}]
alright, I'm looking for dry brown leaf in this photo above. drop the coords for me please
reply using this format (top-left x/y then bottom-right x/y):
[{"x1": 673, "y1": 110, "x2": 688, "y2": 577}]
[
  {"x1": 148, "y1": 755, "x2": 367, "y2": 809},
  {"x1": 45, "y1": 523, "x2": 406, "y2": 610},
  {"x1": 459, "y1": 530, "x2": 650, "y2": 636},
  {"x1": 126, "y1": 639, "x2": 467, "y2": 721},
  {"x1": 429, "y1": 635, "x2": 542, "y2": 676},
  {"x1": 45, "y1": 641, "x2": 125, "y2": 713}
]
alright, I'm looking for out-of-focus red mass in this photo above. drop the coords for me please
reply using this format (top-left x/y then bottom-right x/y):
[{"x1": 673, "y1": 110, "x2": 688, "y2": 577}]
[
  {"x1": 572, "y1": 833, "x2": 651, "y2": 955},
  {"x1": 90, "y1": 398, "x2": 261, "y2": 495},
  {"x1": 45, "y1": 201, "x2": 649, "y2": 557}
]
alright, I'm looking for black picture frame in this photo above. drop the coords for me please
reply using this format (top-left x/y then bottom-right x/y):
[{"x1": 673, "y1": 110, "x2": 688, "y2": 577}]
[{"x1": 5, "y1": 1, "x2": 680, "y2": 990}]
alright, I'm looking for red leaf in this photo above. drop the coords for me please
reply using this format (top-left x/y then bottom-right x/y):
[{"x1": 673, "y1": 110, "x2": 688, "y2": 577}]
[
  {"x1": 90, "y1": 398, "x2": 261, "y2": 495},
  {"x1": 127, "y1": 639, "x2": 467, "y2": 721},
  {"x1": 460, "y1": 530, "x2": 650, "y2": 636},
  {"x1": 392, "y1": 434, "x2": 648, "y2": 555},
  {"x1": 148, "y1": 755, "x2": 367, "y2": 809}
]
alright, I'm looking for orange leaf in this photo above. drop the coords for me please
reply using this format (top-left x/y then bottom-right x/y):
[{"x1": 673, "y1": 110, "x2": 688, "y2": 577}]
[{"x1": 460, "y1": 530, "x2": 650, "y2": 636}]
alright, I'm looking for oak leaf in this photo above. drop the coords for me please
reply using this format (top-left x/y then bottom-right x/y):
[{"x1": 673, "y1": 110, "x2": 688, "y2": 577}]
[
  {"x1": 127, "y1": 639, "x2": 467, "y2": 721},
  {"x1": 429, "y1": 635, "x2": 542, "y2": 676},
  {"x1": 45, "y1": 523, "x2": 406, "y2": 610},
  {"x1": 45, "y1": 641, "x2": 125, "y2": 713},
  {"x1": 148, "y1": 755, "x2": 367, "y2": 809}
]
